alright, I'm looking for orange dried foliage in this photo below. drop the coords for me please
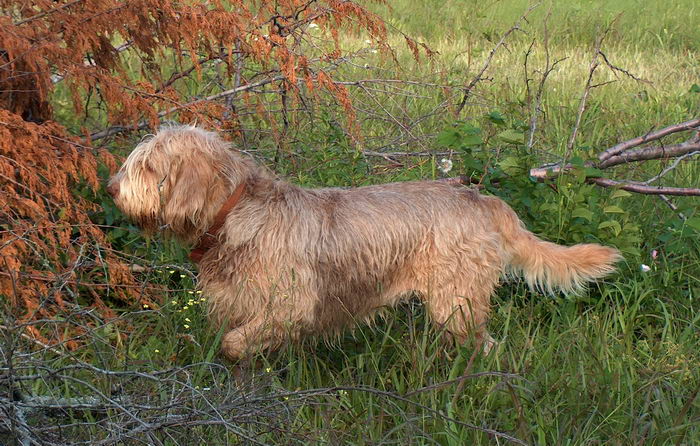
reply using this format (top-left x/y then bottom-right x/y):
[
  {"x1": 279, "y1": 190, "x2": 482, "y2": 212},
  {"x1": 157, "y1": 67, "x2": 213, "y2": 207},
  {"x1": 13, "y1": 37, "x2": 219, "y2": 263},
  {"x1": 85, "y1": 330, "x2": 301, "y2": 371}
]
[
  {"x1": 1, "y1": 0, "x2": 392, "y2": 132},
  {"x1": 0, "y1": 109, "x2": 136, "y2": 326}
]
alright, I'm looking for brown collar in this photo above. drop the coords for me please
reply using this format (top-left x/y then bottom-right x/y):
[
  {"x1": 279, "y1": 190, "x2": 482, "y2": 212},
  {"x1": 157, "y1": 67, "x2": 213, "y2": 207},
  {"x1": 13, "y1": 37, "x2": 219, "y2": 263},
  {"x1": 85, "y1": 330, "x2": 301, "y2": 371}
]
[{"x1": 189, "y1": 182, "x2": 246, "y2": 263}]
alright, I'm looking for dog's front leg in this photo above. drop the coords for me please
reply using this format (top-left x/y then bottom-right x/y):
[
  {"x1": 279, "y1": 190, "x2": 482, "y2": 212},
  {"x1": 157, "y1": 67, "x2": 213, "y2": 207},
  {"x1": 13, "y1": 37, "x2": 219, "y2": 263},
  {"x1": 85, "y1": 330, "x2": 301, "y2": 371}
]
[{"x1": 221, "y1": 317, "x2": 283, "y2": 360}]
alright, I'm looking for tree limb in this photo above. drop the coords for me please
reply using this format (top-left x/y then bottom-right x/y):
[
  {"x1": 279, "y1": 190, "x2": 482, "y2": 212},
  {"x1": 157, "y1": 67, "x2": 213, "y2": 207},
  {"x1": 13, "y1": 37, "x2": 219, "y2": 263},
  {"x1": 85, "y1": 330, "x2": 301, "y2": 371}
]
[
  {"x1": 598, "y1": 118, "x2": 700, "y2": 162},
  {"x1": 586, "y1": 178, "x2": 700, "y2": 196}
]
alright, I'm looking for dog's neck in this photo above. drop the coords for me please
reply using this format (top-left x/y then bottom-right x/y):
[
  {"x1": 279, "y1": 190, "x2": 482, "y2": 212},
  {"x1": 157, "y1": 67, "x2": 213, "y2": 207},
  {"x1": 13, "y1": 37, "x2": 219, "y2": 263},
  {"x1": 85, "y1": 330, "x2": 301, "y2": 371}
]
[{"x1": 190, "y1": 181, "x2": 247, "y2": 263}]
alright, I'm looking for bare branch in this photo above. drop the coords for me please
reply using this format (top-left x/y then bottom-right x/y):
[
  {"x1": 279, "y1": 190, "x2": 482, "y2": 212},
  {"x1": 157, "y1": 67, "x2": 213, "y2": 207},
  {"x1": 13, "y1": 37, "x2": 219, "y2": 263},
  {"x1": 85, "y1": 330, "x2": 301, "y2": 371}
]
[
  {"x1": 529, "y1": 117, "x2": 700, "y2": 196},
  {"x1": 455, "y1": 4, "x2": 539, "y2": 115},
  {"x1": 598, "y1": 50, "x2": 650, "y2": 84},
  {"x1": 599, "y1": 140, "x2": 700, "y2": 168},
  {"x1": 90, "y1": 75, "x2": 286, "y2": 141},
  {"x1": 658, "y1": 194, "x2": 687, "y2": 220},
  {"x1": 586, "y1": 178, "x2": 700, "y2": 196},
  {"x1": 565, "y1": 21, "x2": 617, "y2": 157},
  {"x1": 642, "y1": 150, "x2": 700, "y2": 185},
  {"x1": 598, "y1": 118, "x2": 700, "y2": 162}
]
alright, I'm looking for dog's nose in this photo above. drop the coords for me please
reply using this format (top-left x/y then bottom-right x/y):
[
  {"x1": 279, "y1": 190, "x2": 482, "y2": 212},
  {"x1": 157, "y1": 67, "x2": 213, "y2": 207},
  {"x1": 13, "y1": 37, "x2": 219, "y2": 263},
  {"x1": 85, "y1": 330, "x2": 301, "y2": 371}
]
[{"x1": 106, "y1": 180, "x2": 120, "y2": 198}]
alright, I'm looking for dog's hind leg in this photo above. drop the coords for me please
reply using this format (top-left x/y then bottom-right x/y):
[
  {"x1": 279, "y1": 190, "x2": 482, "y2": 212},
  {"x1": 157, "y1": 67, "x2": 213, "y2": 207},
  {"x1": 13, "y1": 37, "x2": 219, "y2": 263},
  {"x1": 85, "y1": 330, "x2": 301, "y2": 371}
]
[{"x1": 423, "y1": 283, "x2": 496, "y2": 354}]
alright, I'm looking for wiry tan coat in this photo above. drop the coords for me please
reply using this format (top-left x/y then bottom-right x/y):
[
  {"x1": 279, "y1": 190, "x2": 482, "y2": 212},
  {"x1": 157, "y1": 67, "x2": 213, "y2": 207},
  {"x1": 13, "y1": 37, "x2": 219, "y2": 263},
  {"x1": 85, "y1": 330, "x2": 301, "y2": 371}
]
[{"x1": 108, "y1": 126, "x2": 621, "y2": 359}]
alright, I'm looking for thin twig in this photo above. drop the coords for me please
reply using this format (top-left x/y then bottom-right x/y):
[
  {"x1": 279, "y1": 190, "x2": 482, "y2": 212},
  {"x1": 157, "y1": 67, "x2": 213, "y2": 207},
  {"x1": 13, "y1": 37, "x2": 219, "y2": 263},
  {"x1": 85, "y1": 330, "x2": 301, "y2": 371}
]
[
  {"x1": 565, "y1": 23, "x2": 613, "y2": 157},
  {"x1": 455, "y1": 4, "x2": 539, "y2": 115},
  {"x1": 90, "y1": 75, "x2": 287, "y2": 141},
  {"x1": 658, "y1": 194, "x2": 687, "y2": 220},
  {"x1": 642, "y1": 150, "x2": 700, "y2": 185}
]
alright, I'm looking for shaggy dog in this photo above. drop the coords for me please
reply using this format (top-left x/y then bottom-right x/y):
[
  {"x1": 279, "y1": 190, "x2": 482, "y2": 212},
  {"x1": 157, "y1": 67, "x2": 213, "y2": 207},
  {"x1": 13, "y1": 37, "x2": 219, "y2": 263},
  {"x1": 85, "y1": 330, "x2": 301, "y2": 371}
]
[{"x1": 107, "y1": 125, "x2": 621, "y2": 359}]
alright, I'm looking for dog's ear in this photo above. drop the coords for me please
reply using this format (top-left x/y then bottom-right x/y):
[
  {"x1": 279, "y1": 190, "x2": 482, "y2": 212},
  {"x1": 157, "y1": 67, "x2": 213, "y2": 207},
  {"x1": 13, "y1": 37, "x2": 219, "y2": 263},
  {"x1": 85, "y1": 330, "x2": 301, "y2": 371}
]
[{"x1": 161, "y1": 153, "x2": 229, "y2": 240}]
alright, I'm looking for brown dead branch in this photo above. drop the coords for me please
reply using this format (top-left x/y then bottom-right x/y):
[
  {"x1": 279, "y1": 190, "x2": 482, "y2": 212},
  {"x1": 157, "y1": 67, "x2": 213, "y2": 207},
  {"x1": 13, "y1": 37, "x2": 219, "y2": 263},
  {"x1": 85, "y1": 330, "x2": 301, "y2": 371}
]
[
  {"x1": 598, "y1": 118, "x2": 700, "y2": 162},
  {"x1": 598, "y1": 140, "x2": 700, "y2": 168},
  {"x1": 0, "y1": 300, "x2": 526, "y2": 446},
  {"x1": 530, "y1": 118, "x2": 700, "y2": 196},
  {"x1": 586, "y1": 178, "x2": 700, "y2": 196}
]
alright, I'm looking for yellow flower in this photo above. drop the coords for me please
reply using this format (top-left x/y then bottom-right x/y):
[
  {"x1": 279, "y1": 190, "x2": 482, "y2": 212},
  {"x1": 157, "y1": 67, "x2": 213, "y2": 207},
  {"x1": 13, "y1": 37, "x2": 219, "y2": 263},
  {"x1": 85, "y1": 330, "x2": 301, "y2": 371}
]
[
  {"x1": 180, "y1": 274, "x2": 186, "y2": 278},
  {"x1": 188, "y1": 291, "x2": 194, "y2": 294},
  {"x1": 184, "y1": 324, "x2": 190, "y2": 329},
  {"x1": 143, "y1": 304, "x2": 149, "y2": 309},
  {"x1": 169, "y1": 270, "x2": 175, "y2": 274},
  {"x1": 265, "y1": 367, "x2": 272, "y2": 373},
  {"x1": 183, "y1": 306, "x2": 189, "y2": 310},
  {"x1": 196, "y1": 290, "x2": 203, "y2": 294},
  {"x1": 154, "y1": 349, "x2": 160, "y2": 353},
  {"x1": 185, "y1": 318, "x2": 191, "y2": 322},
  {"x1": 171, "y1": 300, "x2": 177, "y2": 305}
]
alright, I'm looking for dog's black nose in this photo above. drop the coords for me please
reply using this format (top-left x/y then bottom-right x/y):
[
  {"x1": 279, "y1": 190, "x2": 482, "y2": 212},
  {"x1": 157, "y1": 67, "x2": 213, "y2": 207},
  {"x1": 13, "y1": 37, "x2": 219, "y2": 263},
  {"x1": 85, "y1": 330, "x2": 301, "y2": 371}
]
[{"x1": 106, "y1": 180, "x2": 120, "y2": 198}]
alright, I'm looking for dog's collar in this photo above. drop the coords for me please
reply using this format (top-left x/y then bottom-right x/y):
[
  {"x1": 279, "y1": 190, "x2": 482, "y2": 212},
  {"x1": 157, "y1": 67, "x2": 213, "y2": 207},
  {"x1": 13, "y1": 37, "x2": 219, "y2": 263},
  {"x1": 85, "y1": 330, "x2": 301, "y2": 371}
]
[{"x1": 189, "y1": 182, "x2": 246, "y2": 263}]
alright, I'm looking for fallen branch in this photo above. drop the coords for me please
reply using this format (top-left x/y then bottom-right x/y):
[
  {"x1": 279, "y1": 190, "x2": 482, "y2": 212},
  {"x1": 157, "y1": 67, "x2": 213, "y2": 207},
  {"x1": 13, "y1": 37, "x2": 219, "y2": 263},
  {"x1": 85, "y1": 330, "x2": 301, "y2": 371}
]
[
  {"x1": 598, "y1": 118, "x2": 700, "y2": 162},
  {"x1": 529, "y1": 118, "x2": 700, "y2": 196},
  {"x1": 599, "y1": 140, "x2": 700, "y2": 168},
  {"x1": 586, "y1": 178, "x2": 700, "y2": 196}
]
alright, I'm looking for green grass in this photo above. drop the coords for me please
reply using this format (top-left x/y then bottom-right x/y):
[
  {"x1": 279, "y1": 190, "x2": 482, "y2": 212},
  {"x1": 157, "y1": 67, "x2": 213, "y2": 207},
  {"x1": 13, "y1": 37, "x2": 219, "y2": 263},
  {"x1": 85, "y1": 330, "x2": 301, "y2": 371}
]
[{"x1": 7, "y1": 0, "x2": 700, "y2": 444}]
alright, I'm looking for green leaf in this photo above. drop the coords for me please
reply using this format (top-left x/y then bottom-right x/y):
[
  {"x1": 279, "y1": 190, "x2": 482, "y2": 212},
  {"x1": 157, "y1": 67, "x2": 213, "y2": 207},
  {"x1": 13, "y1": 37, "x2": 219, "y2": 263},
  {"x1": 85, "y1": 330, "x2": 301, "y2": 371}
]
[
  {"x1": 487, "y1": 110, "x2": 506, "y2": 125},
  {"x1": 569, "y1": 156, "x2": 585, "y2": 167},
  {"x1": 572, "y1": 207, "x2": 594, "y2": 222},
  {"x1": 610, "y1": 189, "x2": 632, "y2": 199},
  {"x1": 462, "y1": 134, "x2": 484, "y2": 147},
  {"x1": 496, "y1": 129, "x2": 525, "y2": 144},
  {"x1": 690, "y1": 83, "x2": 700, "y2": 93},
  {"x1": 498, "y1": 156, "x2": 524, "y2": 175},
  {"x1": 458, "y1": 123, "x2": 484, "y2": 147},
  {"x1": 583, "y1": 167, "x2": 606, "y2": 177},
  {"x1": 539, "y1": 202, "x2": 559, "y2": 213},
  {"x1": 598, "y1": 220, "x2": 622, "y2": 235},
  {"x1": 603, "y1": 205, "x2": 625, "y2": 214},
  {"x1": 459, "y1": 122, "x2": 482, "y2": 135},
  {"x1": 686, "y1": 217, "x2": 700, "y2": 232},
  {"x1": 437, "y1": 129, "x2": 461, "y2": 148}
]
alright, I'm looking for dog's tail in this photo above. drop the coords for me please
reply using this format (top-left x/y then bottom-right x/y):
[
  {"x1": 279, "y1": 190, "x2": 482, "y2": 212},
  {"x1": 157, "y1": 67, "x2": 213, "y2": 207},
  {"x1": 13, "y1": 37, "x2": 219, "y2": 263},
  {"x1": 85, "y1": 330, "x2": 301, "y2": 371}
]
[{"x1": 485, "y1": 196, "x2": 622, "y2": 293}]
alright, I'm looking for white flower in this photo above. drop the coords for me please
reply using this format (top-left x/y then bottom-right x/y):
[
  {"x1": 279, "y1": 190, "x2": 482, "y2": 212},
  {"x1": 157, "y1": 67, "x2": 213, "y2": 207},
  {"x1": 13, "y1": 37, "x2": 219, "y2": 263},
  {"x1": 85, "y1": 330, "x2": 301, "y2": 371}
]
[
  {"x1": 308, "y1": 23, "x2": 319, "y2": 29},
  {"x1": 370, "y1": 49, "x2": 378, "y2": 54},
  {"x1": 438, "y1": 158, "x2": 453, "y2": 174},
  {"x1": 365, "y1": 39, "x2": 372, "y2": 45},
  {"x1": 640, "y1": 264, "x2": 651, "y2": 273}
]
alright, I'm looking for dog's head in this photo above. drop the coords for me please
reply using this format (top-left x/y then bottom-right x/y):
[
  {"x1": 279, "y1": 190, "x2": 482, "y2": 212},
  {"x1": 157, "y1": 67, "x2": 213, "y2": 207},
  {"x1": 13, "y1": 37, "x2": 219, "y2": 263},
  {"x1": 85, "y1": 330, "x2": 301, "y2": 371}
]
[{"x1": 107, "y1": 125, "x2": 245, "y2": 242}]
